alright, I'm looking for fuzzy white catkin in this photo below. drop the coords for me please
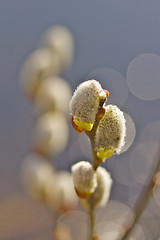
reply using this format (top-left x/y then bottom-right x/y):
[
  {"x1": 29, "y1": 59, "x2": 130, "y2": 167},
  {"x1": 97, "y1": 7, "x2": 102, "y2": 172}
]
[
  {"x1": 32, "y1": 111, "x2": 69, "y2": 157},
  {"x1": 20, "y1": 48, "x2": 61, "y2": 99},
  {"x1": 70, "y1": 80, "x2": 103, "y2": 124},
  {"x1": 21, "y1": 154, "x2": 55, "y2": 201},
  {"x1": 87, "y1": 166, "x2": 112, "y2": 208},
  {"x1": 34, "y1": 76, "x2": 72, "y2": 115},
  {"x1": 46, "y1": 171, "x2": 78, "y2": 212},
  {"x1": 95, "y1": 104, "x2": 126, "y2": 155},
  {"x1": 71, "y1": 161, "x2": 97, "y2": 197},
  {"x1": 42, "y1": 25, "x2": 74, "y2": 72}
]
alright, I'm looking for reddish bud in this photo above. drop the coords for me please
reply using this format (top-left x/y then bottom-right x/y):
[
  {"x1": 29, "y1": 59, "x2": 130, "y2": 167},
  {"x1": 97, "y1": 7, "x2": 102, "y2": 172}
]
[{"x1": 97, "y1": 107, "x2": 106, "y2": 120}]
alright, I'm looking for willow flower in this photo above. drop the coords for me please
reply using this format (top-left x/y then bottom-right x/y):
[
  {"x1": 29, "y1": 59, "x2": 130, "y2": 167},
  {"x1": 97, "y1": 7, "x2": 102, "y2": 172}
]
[
  {"x1": 82, "y1": 166, "x2": 112, "y2": 208},
  {"x1": 70, "y1": 80, "x2": 108, "y2": 132},
  {"x1": 95, "y1": 105, "x2": 126, "y2": 160},
  {"x1": 71, "y1": 161, "x2": 97, "y2": 198}
]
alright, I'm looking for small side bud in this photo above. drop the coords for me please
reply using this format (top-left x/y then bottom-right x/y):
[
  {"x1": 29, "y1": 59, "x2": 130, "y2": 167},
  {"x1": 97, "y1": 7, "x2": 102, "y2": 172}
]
[
  {"x1": 97, "y1": 107, "x2": 106, "y2": 120},
  {"x1": 95, "y1": 105, "x2": 126, "y2": 160},
  {"x1": 70, "y1": 80, "x2": 105, "y2": 132},
  {"x1": 82, "y1": 166, "x2": 112, "y2": 208},
  {"x1": 71, "y1": 161, "x2": 97, "y2": 198},
  {"x1": 99, "y1": 89, "x2": 109, "y2": 101}
]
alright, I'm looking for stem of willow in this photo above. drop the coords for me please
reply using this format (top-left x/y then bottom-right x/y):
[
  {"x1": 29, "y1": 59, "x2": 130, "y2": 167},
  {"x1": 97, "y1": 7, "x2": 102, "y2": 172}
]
[
  {"x1": 86, "y1": 126, "x2": 98, "y2": 239},
  {"x1": 86, "y1": 101, "x2": 105, "y2": 170},
  {"x1": 89, "y1": 205, "x2": 95, "y2": 240},
  {"x1": 85, "y1": 97, "x2": 108, "y2": 239},
  {"x1": 85, "y1": 105, "x2": 105, "y2": 239}
]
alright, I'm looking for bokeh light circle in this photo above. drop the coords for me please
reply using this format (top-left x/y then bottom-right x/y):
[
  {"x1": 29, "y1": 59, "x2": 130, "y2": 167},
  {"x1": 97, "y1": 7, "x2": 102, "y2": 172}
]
[
  {"x1": 130, "y1": 141, "x2": 159, "y2": 185},
  {"x1": 112, "y1": 151, "x2": 135, "y2": 186},
  {"x1": 96, "y1": 200, "x2": 135, "y2": 230},
  {"x1": 96, "y1": 221, "x2": 125, "y2": 240},
  {"x1": 86, "y1": 68, "x2": 129, "y2": 107},
  {"x1": 139, "y1": 211, "x2": 159, "y2": 240},
  {"x1": 130, "y1": 224, "x2": 146, "y2": 240},
  {"x1": 139, "y1": 120, "x2": 160, "y2": 142},
  {"x1": 127, "y1": 53, "x2": 160, "y2": 100},
  {"x1": 128, "y1": 182, "x2": 144, "y2": 207},
  {"x1": 57, "y1": 211, "x2": 88, "y2": 240}
]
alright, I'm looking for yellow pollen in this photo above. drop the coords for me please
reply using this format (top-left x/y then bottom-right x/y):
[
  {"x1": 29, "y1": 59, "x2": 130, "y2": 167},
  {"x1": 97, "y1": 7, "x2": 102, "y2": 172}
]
[
  {"x1": 97, "y1": 148, "x2": 115, "y2": 160},
  {"x1": 73, "y1": 116, "x2": 93, "y2": 131}
]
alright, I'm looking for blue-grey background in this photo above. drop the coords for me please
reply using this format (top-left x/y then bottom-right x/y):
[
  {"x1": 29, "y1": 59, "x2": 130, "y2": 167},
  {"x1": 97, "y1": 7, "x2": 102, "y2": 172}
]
[{"x1": 0, "y1": 0, "x2": 160, "y2": 239}]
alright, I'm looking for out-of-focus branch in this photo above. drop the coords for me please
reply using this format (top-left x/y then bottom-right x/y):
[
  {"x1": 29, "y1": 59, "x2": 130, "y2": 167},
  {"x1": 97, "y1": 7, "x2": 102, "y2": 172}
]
[{"x1": 120, "y1": 147, "x2": 160, "y2": 240}]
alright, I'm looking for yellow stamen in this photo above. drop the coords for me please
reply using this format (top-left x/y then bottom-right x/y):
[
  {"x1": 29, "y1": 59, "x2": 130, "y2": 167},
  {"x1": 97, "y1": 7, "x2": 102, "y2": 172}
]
[
  {"x1": 97, "y1": 148, "x2": 115, "y2": 160},
  {"x1": 75, "y1": 188, "x2": 92, "y2": 199},
  {"x1": 74, "y1": 116, "x2": 93, "y2": 131},
  {"x1": 72, "y1": 117, "x2": 85, "y2": 133}
]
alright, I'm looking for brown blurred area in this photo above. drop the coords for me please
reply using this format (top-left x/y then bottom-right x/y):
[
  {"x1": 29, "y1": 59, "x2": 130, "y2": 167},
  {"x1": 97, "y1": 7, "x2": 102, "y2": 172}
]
[{"x1": 0, "y1": 193, "x2": 53, "y2": 240}]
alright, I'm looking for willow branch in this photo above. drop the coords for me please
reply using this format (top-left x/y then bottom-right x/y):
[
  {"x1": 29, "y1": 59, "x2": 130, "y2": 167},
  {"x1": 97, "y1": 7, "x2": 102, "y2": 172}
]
[
  {"x1": 86, "y1": 99, "x2": 106, "y2": 170},
  {"x1": 120, "y1": 147, "x2": 160, "y2": 240}
]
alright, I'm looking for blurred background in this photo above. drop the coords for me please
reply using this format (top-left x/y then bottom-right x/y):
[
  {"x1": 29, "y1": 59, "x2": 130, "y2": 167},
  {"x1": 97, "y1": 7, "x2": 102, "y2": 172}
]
[{"x1": 0, "y1": 0, "x2": 160, "y2": 239}]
